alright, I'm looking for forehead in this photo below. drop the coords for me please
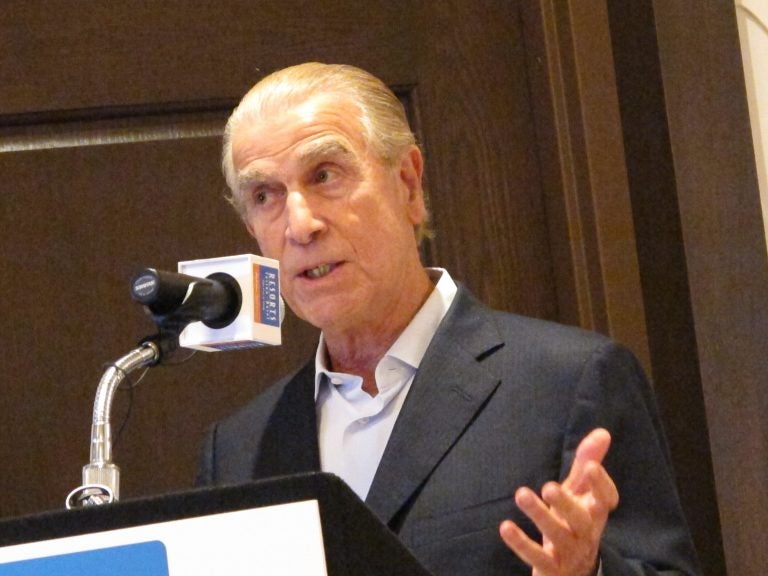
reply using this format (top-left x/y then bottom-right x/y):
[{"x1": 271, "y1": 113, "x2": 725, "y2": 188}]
[{"x1": 231, "y1": 96, "x2": 367, "y2": 174}]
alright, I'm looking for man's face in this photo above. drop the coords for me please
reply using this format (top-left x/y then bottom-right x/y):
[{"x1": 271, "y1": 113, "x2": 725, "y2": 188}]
[{"x1": 230, "y1": 96, "x2": 427, "y2": 336}]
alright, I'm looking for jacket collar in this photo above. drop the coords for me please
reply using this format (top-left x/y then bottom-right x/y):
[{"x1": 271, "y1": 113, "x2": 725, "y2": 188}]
[{"x1": 364, "y1": 286, "x2": 505, "y2": 527}]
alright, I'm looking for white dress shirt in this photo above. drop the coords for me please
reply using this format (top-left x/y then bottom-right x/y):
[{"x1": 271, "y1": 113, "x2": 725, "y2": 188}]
[{"x1": 314, "y1": 268, "x2": 458, "y2": 500}]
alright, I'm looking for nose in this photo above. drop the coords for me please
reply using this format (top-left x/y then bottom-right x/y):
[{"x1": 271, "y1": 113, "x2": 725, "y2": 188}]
[{"x1": 285, "y1": 191, "x2": 325, "y2": 244}]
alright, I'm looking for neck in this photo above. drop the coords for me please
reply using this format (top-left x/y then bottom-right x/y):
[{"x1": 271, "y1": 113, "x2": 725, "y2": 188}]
[{"x1": 324, "y1": 268, "x2": 433, "y2": 396}]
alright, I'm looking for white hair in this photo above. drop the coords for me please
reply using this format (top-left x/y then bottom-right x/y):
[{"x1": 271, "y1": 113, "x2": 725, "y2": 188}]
[{"x1": 223, "y1": 63, "x2": 413, "y2": 196}]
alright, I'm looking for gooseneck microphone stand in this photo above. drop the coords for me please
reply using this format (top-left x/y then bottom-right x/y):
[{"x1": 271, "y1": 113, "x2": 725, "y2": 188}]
[
  {"x1": 65, "y1": 340, "x2": 162, "y2": 508},
  {"x1": 65, "y1": 269, "x2": 242, "y2": 509}
]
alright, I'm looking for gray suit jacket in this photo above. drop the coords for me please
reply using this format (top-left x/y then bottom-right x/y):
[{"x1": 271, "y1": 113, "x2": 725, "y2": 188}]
[{"x1": 198, "y1": 287, "x2": 700, "y2": 576}]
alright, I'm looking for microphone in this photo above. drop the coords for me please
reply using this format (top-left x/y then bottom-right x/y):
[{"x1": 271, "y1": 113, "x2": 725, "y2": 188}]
[
  {"x1": 66, "y1": 254, "x2": 282, "y2": 510},
  {"x1": 139, "y1": 254, "x2": 283, "y2": 351},
  {"x1": 130, "y1": 269, "x2": 242, "y2": 329}
]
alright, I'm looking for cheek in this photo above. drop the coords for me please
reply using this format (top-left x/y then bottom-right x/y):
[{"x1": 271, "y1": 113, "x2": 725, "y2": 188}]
[
  {"x1": 248, "y1": 220, "x2": 284, "y2": 259},
  {"x1": 278, "y1": 269, "x2": 294, "y2": 296}
]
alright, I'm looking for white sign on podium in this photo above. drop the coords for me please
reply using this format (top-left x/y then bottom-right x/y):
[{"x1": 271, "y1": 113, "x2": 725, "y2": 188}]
[{"x1": 0, "y1": 499, "x2": 327, "y2": 576}]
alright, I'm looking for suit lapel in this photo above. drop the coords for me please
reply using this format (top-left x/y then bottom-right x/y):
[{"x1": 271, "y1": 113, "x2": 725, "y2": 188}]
[
  {"x1": 365, "y1": 288, "x2": 505, "y2": 526},
  {"x1": 252, "y1": 360, "x2": 321, "y2": 479}
]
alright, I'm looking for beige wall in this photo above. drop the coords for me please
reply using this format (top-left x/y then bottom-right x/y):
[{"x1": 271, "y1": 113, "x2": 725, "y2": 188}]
[{"x1": 736, "y1": 0, "x2": 768, "y2": 246}]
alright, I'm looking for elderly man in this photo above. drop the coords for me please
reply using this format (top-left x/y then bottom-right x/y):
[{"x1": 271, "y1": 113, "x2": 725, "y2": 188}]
[{"x1": 197, "y1": 62, "x2": 700, "y2": 576}]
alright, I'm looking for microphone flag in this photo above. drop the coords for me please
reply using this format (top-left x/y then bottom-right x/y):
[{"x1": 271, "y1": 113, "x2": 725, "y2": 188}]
[{"x1": 177, "y1": 254, "x2": 281, "y2": 351}]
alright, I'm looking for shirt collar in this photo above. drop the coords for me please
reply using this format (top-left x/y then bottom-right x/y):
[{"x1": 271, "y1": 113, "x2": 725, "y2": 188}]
[{"x1": 313, "y1": 268, "x2": 458, "y2": 400}]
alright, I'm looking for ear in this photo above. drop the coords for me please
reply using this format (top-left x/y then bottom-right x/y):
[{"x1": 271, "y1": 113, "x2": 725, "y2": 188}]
[{"x1": 398, "y1": 145, "x2": 427, "y2": 226}]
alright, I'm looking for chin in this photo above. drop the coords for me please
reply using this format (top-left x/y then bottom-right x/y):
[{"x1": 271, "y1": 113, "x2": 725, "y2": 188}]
[
  {"x1": 291, "y1": 289, "x2": 368, "y2": 333},
  {"x1": 290, "y1": 303, "x2": 334, "y2": 330},
  {"x1": 301, "y1": 306, "x2": 357, "y2": 333}
]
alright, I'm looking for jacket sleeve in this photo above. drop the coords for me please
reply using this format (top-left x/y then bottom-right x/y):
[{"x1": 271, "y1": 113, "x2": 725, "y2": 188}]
[{"x1": 560, "y1": 342, "x2": 701, "y2": 576}]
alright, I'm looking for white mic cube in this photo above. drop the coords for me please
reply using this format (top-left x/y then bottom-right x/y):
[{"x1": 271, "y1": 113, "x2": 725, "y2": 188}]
[{"x1": 177, "y1": 254, "x2": 281, "y2": 351}]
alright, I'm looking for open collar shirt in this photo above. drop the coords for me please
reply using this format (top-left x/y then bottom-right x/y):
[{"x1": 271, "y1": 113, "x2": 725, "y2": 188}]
[{"x1": 314, "y1": 268, "x2": 458, "y2": 500}]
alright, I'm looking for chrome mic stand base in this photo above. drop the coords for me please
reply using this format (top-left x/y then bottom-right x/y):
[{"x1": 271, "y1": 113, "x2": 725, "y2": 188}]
[{"x1": 65, "y1": 482, "x2": 116, "y2": 508}]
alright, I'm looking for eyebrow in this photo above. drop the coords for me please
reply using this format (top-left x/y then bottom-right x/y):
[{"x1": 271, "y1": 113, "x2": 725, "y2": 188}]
[
  {"x1": 236, "y1": 168, "x2": 272, "y2": 194},
  {"x1": 236, "y1": 138, "x2": 359, "y2": 193},
  {"x1": 296, "y1": 138, "x2": 355, "y2": 166}
]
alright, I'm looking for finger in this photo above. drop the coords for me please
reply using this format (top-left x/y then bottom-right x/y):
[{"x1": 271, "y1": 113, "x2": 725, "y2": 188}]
[
  {"x1": 541, "y1": 481, "x2": 593, "y2": 538},
  {"x1": 499, "y1": 520, "x2": 557, "y2": 575},
  {"x1": 565, "y1": 428, "x2": 612, "y2": 493},
  {"x1": 515, "y1": 487, "x2": 571, "y2": 544},
  {"x1": 584, "y1": 461, "x2": 620, "y2": 512}
]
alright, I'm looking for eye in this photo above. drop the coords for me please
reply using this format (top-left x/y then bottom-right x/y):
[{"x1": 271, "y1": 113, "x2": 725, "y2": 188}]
[
  {"x1": 314, "y1": 167, "x2": 334, "y2": 184},
  {"x1": 250, "y1": 186, "x2": 284, "y2": 210}
]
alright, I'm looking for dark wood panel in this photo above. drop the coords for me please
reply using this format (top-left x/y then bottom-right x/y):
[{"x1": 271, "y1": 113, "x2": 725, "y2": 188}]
[
  {"x1": 653, "y1": 2, "x2": 768, "y2": 575},
  {"x1": 414, "y1": 1, "x2": 557, "y2": 318},
  {"x1": 521, "y1": 1, "x2": 726, "y2": 571},
  {"x1": 519, "y1": 0, "x2": 650, "y2": 364},
  {"x1": 605, "y1": 2, "x2": 725, "y2": 574},
  {"x1": 0, "y1": 0, "x2": 414, "y2": 114}
]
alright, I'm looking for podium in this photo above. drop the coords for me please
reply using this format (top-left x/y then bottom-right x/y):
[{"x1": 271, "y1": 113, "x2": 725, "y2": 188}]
[{"x1": 0, "y1": 473, "x2": 432, "y2": 575}]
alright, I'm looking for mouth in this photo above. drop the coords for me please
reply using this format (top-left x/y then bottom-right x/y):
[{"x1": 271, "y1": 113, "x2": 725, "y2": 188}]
[{"x1": 300, "y1": 262, "x2": 340, "y2": 279}]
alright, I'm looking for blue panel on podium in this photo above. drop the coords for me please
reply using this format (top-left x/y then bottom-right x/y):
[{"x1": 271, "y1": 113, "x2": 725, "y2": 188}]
[{"x1": 0, "y1": 540, "x2": 168, "y2": 576}]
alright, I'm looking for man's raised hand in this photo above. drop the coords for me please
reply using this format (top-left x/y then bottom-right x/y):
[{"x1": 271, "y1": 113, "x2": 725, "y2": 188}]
[{"x1": 499, "y1": 428, "x2": 619, "y2": 576}]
